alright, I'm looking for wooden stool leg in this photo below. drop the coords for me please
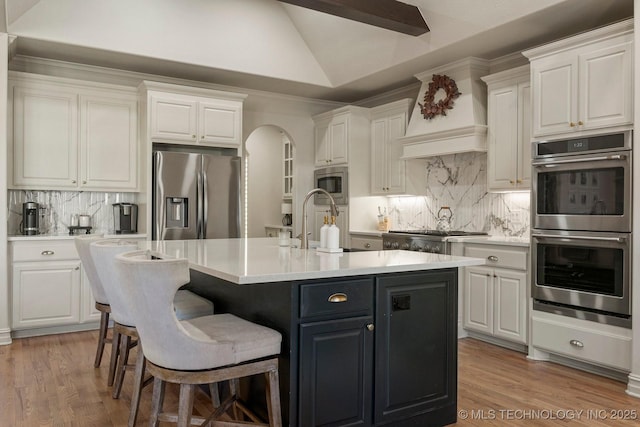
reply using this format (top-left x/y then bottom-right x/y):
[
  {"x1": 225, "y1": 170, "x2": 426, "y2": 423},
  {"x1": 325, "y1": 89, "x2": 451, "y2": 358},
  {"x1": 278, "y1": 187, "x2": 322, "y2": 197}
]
[
  {"x1": 150, "y1": 377, "x2": 165, "y2": 427},
  {"x1": 177, "y1": 383, "x2": 195, "y2": 427},
  {"x1": 113, "y1": 334, "x2": 131, "y2": 399},
  {"x1": 107, "y1": 329, "x2": 121, "y2": 387},
  {"x1": 229, "y1": 378, "x2": 240, "y2": 420},
  {"x1": 208, "y1": 382, "x2": 221, "y2": 409},
  {"x1": 127, "y1": 347, "x2": 146, "y2": 427},
  {"x1": 94, "y1": 311, "x2": 109, "y2": 367},
  {"x1": 266, "y1": 369, "x2": 282, "y2": 427}
]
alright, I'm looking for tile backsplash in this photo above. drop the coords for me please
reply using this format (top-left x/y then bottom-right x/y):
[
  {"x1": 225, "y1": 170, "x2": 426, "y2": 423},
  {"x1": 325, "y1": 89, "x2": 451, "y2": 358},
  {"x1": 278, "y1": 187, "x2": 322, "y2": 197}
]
[
  {"x1": 8, "y1": 190, "x2": 136, "y2": 236},
  {"x1": 387, "y1": 152, "x2": 530, "y2": 237}
]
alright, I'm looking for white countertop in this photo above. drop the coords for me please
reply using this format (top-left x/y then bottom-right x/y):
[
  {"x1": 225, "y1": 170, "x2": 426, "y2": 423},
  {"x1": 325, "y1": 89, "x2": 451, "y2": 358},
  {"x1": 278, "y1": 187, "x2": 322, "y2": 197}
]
[
  {"x1": 8, "y1": 233, "x2": 148, "y2": 241},
  {"x1": 139, "y1": 237, "x2": 485, "y2": 284}
]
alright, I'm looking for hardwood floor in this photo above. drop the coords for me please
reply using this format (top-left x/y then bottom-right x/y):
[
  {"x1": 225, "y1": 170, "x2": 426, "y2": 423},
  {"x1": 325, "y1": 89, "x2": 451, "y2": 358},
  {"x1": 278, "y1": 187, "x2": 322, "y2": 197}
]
[{"x1": 1, "y1": 331, "x2": 638, "y2": 426}]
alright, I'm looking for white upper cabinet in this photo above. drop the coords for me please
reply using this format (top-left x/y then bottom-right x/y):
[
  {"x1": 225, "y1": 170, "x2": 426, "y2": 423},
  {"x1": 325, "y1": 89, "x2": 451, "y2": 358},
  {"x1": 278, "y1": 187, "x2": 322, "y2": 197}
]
[
  {"x1": 483, "y1": 66, "x2": 531, "y2": 191},
  {"x1": 370, "y1": 99, "x2": 412, "y2": 195},
  {"x1": 10, "y1": 73, "x2": 139, "y2": 191},
  {"x1": 524, "y1": 20, "x2": 633, "y2": 138},
  {"x1": 80, "y1": 94, "x2": 138, "y2": 190},
  {"x1": 314, "y1": 112, "x2": 349, "y2": 166},
  {"x1": 145, "y1": 82, "x2": 245, "y2": 148}
]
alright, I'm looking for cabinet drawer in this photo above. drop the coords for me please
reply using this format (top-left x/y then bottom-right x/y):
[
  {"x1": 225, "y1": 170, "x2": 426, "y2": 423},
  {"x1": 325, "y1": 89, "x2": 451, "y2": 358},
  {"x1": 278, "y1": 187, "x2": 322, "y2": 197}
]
[
  {"x1": 300, "y1": 279, "x2": 373, "y2": 319},
  {"x1": 532, "y1": 313, "x2": 631, "y2": 371},
  {"x1": 11, "y1": 240, "x2": 79, "y2": 262},
  {"x1": 350, "y1": 236, "x2": 382, "y2": 251},
  {"x1": 464, "y1": 245, "x2": 527, "y2": 270}
]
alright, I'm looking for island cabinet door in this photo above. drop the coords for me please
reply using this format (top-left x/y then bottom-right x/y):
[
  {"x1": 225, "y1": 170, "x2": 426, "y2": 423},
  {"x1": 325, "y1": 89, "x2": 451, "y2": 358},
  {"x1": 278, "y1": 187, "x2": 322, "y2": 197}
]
[
  {"x1": 299, "y1": 316, "x2": 373, "y2": 427},
  {"x1": 374, "y1": 270, "x2": 458, "y2": 426}
]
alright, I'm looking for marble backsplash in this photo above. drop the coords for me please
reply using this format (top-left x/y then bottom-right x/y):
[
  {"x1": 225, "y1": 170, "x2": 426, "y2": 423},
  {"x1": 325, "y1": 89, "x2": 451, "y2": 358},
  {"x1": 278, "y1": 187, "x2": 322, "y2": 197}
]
[
  {"x1": 387, "y1": 152, "x2": 531, "y2": 237},
  {"x1": 8, "y1": 190, "x2": 136, "y2": 236}
]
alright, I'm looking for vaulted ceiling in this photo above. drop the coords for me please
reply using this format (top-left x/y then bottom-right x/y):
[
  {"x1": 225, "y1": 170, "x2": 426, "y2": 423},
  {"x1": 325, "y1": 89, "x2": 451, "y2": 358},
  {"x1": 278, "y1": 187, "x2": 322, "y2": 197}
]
[{"x1": 5, "y1": 0, "x2": 633, "y2": 102}]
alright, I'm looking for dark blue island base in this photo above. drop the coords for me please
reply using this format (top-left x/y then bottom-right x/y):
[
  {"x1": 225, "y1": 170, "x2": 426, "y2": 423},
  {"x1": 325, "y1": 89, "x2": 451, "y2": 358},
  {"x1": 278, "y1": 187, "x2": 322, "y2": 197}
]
[{"x1": 187, "y1": 268, "x2": 458, "y2": 427}]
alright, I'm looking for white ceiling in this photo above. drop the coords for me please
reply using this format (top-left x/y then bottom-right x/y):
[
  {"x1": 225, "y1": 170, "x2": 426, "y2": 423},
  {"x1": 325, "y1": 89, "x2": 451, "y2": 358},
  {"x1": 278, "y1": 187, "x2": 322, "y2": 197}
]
[{"x1": 5, "y1": 0, "x2": 633, "y2": 102}]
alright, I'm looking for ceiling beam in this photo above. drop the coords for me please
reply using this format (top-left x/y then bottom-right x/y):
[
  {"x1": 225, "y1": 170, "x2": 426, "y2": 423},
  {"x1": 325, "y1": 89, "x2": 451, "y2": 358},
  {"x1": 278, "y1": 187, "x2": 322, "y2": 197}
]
[{"x1": 278, "y1": 0, "x2": 429, "y2": 36}]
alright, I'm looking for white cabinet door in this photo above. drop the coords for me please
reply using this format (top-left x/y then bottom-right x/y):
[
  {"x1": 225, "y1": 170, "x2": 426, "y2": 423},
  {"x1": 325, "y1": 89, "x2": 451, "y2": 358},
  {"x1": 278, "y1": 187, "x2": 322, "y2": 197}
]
[
  {"x1": 493, "y1": 268, "x2": 527, "y2": 344},
  {"x1": 80, "y1": 94, "x2": 138, "y2": 190},
  {"x1": 150, "y1": 95, "x2": 197, "y2": 142},
  {"x1": 329, "y1": 114, "x2": 348, "y2": 165},
  {"x1": 12, "y1": 261, "x2": 81, "y2": 329},
  {"x1": 385, "y1": 113, "x2": 406, "y2": 193},
  {"x1": 487, "y1": 84, "x2": 518, "y2": 190},
  {"x1": 463, "y1": 266, "x2": 493, "y2": 335},
  {"x1": 314, "y1": 121, "x2": 330, "y2": 167},
  {"x1": 579, "y1": 41, "x2": 633, "y2": 131},
  {"x1": 531, "y1": 58, "x2": 578, "y2": 137},
  {"x1": 517, "y1": 82, "x2": 532, "y2": 188},
  {"x1": 12, "y1": 86, "x2": 79, "y2": 189},
  {"x1": 199, "y1": 99, "x2": 242, "y2": 147},
  {"x1": 80, "y1": 268, "x2": 101, "y2": 323},
  {"x1": 370, "y1": 118, "x2": 387, "y2": 194}
]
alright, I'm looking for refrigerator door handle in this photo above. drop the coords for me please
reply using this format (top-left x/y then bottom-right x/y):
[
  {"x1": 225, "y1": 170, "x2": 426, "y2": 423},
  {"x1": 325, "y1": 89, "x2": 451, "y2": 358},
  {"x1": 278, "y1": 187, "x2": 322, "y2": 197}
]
[
  {"x1": 202, "y1": 168, "x2": 209, "y2": 238},
  {"x1": 197, "y1": 168, "x2": 204, "y2": 238}
]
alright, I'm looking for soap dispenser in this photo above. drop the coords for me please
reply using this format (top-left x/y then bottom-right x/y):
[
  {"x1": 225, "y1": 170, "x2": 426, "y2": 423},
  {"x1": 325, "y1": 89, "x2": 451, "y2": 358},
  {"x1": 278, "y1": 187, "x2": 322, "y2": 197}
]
[
  {"x1": 320, "y1": 216, "x2": 329, "y2": 249},
  {"x1": 327, "y1": 216, "x2": 340, "y2": 249}
]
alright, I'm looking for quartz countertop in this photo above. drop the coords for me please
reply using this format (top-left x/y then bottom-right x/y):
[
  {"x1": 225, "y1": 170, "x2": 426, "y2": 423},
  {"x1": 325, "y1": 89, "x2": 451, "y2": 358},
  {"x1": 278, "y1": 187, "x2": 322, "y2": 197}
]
[
  {"x1": 138, "y1": 237, "x2": 485, "y2": 284},
  {"x1": 8, "y1": 233, "x2": 148, "y2": 241}
]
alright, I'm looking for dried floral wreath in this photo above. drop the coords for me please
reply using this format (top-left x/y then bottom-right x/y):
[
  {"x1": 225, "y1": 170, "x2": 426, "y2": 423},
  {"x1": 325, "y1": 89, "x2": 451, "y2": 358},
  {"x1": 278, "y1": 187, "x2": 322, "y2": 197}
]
[{"x1": 418, "y1": 74, "x2": 461, "y2": 120}]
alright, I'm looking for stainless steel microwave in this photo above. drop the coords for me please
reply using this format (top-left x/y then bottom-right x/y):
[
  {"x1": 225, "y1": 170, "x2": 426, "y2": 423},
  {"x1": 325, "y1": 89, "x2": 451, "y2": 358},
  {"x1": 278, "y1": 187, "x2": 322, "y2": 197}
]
[{"x1": 314, "y1": 166, "x2": 348, "y2": 205}]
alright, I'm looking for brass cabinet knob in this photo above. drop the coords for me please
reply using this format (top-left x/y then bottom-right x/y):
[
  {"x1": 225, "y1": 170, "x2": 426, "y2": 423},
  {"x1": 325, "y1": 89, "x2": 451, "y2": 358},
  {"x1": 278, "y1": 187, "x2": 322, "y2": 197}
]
[
  {"x1": 82, "y1": 180, "x2": 87, "y2": 184},
  {"x1": 509, "y1": 180, "x2": 515, "y2": 184},
  {"x1": 366, "y1": 323, "x2": 375, "y2": 331},
  {"x1": 41, "y1": 250, "x2": 55, "y2": 256},
  {"x1": 487, "y1": 255, "x2": 499, "y2": 262},
  {"x1": 192, "y1": 135, "x2": 196, "y2": 138},
  {"x1": 516, "y1": 179, "x2": 522, "y2": 184},
  {"x1": 364, "y1": 243, "x2": 371, "y2": 248},
  {"x1": 71, "y1": 180, "x2": 76, "y2": 184},
  {"x1": 569, "y1": 122, "x2": 576, "y2": 127},
  {"x1": 578, "y1": 120, "x2": 584, "y2": 126}
]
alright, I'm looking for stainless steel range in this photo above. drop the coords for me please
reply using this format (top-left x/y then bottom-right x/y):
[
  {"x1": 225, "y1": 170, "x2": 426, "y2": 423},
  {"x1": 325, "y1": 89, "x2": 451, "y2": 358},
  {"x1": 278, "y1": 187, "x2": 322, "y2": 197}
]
[{"x1": 382, "y1": 230, "x2": 488, "y2": 254}]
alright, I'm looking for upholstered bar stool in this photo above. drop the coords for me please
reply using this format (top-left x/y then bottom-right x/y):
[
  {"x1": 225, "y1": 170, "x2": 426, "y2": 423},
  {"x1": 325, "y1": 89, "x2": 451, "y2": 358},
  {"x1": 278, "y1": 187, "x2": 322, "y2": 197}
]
[
  {"x1": 74, "y1": 234, "x2": 120, "y2": 383},
  {"x1": 91, "y1": 239, "x2": 215, "y2": 427},
  {"x1": 115, "y1": 250, "x2": 283, "y2": 427}
]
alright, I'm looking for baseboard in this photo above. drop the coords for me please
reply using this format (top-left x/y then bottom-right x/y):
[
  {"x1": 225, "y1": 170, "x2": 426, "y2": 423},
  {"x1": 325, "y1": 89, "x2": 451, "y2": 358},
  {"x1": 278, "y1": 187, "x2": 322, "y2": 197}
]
[
  {"x1": 0, "y1": 328, "x2": 12, "y2": 345},
  {"x1": 465, "y1": 331, "x2": 527, "y2": 353},
  {"x1": 11, "y1": 322, "x2": 100, "y2": 339},
  {"x1": 626, "y1": 373, "x2": 640, "y2": 397},
  {"x1": 531, "y1": 349, "x2": 629, "y2": 383}
]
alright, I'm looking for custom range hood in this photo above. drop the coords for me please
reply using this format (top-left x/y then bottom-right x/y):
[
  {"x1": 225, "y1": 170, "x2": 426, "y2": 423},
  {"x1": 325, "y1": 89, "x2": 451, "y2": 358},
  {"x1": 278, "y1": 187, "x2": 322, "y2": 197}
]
[{"x1": 399, "y1": 58, "x2": 490, "y2": 159}]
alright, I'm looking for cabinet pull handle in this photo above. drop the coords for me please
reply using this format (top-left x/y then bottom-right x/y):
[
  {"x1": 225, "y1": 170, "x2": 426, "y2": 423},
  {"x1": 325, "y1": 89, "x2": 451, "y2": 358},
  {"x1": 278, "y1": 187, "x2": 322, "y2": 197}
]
[
  {"x1": 509, "y1": 180, "x2": 515, "y2": 184},
  {"x1": 364, "y1": 243, "x2": 371, "y2": 248},
  {"x1": 75, "y1": 266, "x2": 80, "y2": 271},
  {"x1": 41, "y1": 250, "x2": 55, "y2": 256},
  {"x1": 569, "y1": 339, "x2": 584, "y2": 348},
  {"x1": 487, "y1": 255, "x2": 498, "y2": 262},
  {"x1": 71, "y1": 180, "x2": 76, "y2": 184},
  {"x1": 366, "y1": 323, "x2": 375, "y2": 331},
  {"x1": 569, "y1": 122, "x2": 576, "y2": 127},
  {"x1": 516, "y1": 179, "x2": 522, "y2": 184},
  {"x1": 328, "y1": 293, "x2": 347, "y2": 303}
]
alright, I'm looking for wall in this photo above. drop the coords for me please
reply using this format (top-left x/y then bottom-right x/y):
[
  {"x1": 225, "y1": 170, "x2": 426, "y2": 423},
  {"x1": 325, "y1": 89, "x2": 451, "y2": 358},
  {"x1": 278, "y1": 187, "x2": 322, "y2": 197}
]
[
  {"x1": 385, "y1": 152, "x2": 530, "y2": 236},
  {"x1": 245, "y1": 126, "x2": 285, "y2": 238},
  {"x1": 0, "y1": 33, "x2": 10, "y2": 345}
]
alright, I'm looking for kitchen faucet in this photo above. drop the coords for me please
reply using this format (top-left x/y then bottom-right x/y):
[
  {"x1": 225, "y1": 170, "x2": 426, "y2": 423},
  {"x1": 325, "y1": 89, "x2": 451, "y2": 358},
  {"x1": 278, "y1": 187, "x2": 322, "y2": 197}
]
[{"x1": 300, "y1": 188, "x2": 339, "y2": 249}]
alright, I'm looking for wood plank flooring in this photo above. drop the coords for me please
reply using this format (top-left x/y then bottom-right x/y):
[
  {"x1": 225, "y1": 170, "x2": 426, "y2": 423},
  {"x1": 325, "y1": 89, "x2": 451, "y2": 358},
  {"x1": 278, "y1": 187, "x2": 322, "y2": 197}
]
[{"x1": 1, "y1": 331, "x2": 638, "y2": 426}]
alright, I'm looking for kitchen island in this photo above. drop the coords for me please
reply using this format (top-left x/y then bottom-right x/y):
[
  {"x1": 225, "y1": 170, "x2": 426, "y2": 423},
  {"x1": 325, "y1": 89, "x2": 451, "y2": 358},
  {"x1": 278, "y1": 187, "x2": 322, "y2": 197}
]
[{"x1": 139, "y1": 238, "x2": 484, "y2": 427}]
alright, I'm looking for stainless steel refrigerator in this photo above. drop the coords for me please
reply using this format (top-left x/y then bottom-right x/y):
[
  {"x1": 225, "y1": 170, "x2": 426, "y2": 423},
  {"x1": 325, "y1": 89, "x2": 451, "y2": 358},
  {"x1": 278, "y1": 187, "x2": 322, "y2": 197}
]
[{"x1": 152, "y1": 150, "x2": 241, "y2": 240}]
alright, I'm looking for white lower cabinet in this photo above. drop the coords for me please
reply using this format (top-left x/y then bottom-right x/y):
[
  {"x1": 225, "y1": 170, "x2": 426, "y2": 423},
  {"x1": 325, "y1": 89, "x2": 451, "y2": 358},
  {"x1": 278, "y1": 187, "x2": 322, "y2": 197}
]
[
  {"x1": 462, "y1": 243, "x2": 528, "y2": 345},
  {"x1": 531, "y1": 311, "x2": 631, "y2": 371},
  {"x1": 10, "y1": 239, "x2": 115, "y2": 334}
]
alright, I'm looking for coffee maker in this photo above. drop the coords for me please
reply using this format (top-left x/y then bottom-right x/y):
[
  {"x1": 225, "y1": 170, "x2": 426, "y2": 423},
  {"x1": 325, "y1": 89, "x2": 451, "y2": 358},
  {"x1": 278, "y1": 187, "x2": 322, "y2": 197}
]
[
  {"x1": 113, "y1": 203, "x2": 138, "y2": 234},
  {"x1": 22, "y1": 202, "x2": 39, "y2": 235}
]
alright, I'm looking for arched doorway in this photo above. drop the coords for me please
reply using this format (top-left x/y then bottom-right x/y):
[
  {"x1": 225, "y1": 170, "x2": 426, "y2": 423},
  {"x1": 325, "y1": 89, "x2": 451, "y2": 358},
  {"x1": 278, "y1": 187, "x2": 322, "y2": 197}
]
[{"x1": 244, "y1": 125, "x2": 295, "y2": 238}]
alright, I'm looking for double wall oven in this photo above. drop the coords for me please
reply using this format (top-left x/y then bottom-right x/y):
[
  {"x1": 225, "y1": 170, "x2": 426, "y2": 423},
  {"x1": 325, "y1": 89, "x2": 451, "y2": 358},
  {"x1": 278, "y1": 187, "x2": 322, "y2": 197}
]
[{"x1": 531, "y1": 131, "x2": 632, "y2": 327}]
